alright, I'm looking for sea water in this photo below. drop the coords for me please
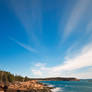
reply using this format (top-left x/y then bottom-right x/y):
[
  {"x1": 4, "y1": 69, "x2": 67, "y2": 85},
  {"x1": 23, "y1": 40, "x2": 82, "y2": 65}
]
[{"x1": 40, "y1": 80, "x2": 92, "y2": 92}]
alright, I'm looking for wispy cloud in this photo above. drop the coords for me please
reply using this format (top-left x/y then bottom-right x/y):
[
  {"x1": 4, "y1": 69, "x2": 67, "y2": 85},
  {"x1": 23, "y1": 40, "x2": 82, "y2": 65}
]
[
  {"x1": 86, "y1": 21, "x2": 92, "y2": 34},
  {"x1": 9, "y1": 37, "x2": 37, "y2": 53},
  {"x1": 63, "y1": 0, "x2": 91, "y2": 39},
  {"x1": 8, "y1": 0, "x2": 42, "y2": 46},
  {"x1": 31, "y1": 43, "x2": 92, "y2": 78}
]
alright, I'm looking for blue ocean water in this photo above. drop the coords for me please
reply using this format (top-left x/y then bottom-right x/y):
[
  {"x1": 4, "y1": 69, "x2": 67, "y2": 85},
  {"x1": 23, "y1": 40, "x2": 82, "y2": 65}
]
[{"x1": 40, "y1": 80, "x2": 92, "y2": 92}]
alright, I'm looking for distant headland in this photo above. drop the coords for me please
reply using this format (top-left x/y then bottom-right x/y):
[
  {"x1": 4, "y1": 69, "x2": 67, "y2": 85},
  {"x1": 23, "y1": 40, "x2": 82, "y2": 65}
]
[{"x1": 30, "y1": 77, "x2": 80, "y2": 81}]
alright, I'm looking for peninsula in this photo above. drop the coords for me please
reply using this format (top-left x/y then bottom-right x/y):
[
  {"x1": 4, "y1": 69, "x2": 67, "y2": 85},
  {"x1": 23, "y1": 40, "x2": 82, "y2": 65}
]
[{"x1": 30, "y1": 77, "x2": 80, "y2": 81}]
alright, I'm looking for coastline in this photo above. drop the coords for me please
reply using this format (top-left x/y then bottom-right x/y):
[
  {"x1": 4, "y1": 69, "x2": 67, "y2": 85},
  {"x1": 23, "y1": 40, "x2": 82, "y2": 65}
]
[{"x1": 0, "y1": 70, "x2": 80, "y2": 92}]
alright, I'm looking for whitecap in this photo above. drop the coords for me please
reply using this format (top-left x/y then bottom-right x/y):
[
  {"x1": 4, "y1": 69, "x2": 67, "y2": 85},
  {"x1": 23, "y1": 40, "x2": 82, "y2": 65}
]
[
  {"x1": 51, "y1": 87, "x2": 63, "y2": 92},
  {"x1": 48, "y1": 84, "x2": 54, "y2": 87}
]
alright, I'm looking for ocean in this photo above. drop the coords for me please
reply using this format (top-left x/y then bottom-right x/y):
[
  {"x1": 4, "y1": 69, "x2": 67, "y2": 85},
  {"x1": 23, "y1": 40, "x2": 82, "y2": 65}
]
[{"x1": 40, "y1": 80, "x2": 92, "y2": 92}]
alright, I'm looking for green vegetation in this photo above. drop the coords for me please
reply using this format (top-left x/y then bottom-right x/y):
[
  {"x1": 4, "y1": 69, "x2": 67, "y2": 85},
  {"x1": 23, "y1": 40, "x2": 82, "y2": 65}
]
[{"x1": 0, "y1": 70, "x2": 31, "y2": 83}]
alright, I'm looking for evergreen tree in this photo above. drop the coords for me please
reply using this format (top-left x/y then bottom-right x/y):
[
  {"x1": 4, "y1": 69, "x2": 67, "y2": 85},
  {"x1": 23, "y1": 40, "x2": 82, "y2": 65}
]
[{"x1": 0, "y1": 70, "x2": 31, "y2": 83}]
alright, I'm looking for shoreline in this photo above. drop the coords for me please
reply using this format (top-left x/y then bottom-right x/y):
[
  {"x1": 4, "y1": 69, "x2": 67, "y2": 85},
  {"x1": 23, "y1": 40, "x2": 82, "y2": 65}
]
[{"x1": 0, "y1": 80, "x2": 53, "y2": 92}]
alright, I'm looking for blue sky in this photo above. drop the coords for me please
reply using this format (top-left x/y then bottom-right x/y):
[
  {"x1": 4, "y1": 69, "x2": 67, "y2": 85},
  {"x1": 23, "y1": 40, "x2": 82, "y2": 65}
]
[{"x1": 0, "y1": 0, "x2": 92, "y2": 78}]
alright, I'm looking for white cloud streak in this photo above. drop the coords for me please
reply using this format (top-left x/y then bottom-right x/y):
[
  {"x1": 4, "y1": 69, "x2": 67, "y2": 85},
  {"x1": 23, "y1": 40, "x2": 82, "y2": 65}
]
[
  {"x1": 9, "y1": 0, "x2": 42, "y2": 45},
  {"x1": 31, "y1": 43, "x2": 92, "y2": 78},
  {"x1": 9, "y1": 37, "x2": 37, "y2": 53},
  {"x1": 63, "y1": 0, "x2": 91, "y2": 39},
  {"x1": 86, "y1": 21, "x2": 92, "y2": 34}
]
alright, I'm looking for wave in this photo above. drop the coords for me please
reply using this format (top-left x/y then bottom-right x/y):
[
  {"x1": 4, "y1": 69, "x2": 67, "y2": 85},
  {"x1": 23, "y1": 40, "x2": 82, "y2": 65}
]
[
  {"x1": 51, "y1": 87, "x2": 63, "y2": 92},
  {"x1": 48, "y1": 84, "x2": 54, "y2": 87}
]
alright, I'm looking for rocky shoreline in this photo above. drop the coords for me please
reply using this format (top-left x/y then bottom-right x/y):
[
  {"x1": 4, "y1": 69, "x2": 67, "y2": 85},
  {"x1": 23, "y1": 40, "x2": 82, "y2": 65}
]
[
  {"x1": 0, "y1": 80, "x2": 53, "y2": 92},
  {"x1": 0, "y1": 78, "x2": 80, "y2": 92}
]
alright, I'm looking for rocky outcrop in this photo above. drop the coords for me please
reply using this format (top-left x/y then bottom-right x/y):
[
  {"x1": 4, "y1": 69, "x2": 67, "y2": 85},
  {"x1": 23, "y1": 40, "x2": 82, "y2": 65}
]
[{"x1": 0, "y1": 80, "x2": 52, "y2": 92}]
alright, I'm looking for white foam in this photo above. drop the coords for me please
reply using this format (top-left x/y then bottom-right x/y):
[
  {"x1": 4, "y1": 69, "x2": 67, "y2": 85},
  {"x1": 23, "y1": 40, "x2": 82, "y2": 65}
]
[
  {"x1": 48, "y1": 84, "x2": 54, "y2": 87},
  {"x1": 51, "y1": 87, "x2": 63, "y2": 92}
]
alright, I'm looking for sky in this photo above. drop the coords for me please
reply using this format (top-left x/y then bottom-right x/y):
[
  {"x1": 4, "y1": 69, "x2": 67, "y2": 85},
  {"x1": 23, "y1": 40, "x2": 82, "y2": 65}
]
[{"x1": 0, "y1": 0, "x2": 92, "y2": 79}]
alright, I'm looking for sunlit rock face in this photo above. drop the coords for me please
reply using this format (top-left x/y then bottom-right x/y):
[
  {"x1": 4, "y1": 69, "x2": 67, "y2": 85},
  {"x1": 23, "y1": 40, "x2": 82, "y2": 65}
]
[{"x1": 0, "y1": 80, "x2": 52, "y2": 92}]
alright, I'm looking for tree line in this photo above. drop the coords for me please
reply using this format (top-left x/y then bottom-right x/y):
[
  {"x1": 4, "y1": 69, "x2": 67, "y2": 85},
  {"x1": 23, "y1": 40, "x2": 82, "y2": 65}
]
[{"x1": 0, "y1": 70, "x2": 31, "y2": 83}]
